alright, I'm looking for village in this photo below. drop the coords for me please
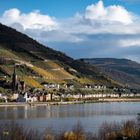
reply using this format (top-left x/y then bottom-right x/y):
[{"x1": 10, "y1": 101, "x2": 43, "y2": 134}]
[{"x1": 0, "y1": 65, "x2": 140, "y2": 103}]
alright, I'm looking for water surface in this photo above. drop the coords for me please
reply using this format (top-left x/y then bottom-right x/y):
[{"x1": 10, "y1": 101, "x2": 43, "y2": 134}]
[{"x1": 0, "y1": 102, "x2": 139, "y2": 132}]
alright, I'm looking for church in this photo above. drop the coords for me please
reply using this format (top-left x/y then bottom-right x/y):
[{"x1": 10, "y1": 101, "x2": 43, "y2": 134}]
[{"x1": 11, "y1": 64, "x2": 25, "y2": 92}]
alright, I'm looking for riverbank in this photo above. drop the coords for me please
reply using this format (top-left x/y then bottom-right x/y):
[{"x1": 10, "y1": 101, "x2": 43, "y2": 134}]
[
  {"x1": 99, "y1": 98, "x2": 140, "y2": 102},
  {"x1": 0, "y1": 101, "x2": 84, "y2": 107},
  {"x1": 0, "y1": 98, "x2": 140, "y2": 107}
]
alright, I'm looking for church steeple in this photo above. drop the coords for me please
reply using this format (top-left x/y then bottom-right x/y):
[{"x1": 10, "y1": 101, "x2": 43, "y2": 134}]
[
  {"x1": 12, "y1": 64, "x2": 18, "y2": 92},
  {"x1": 13, "y1": 64, "x2": 16, "y2": 75}
]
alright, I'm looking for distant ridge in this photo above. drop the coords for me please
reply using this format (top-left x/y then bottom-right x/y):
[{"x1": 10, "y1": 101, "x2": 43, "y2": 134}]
[{"x1": 82, "y1": 58, "x2": 140, "y2": 88}]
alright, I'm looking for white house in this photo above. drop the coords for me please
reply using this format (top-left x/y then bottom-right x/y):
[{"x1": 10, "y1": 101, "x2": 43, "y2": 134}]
[{"x1": 24, "y1": 93, "x2": 38, "y2": 102}]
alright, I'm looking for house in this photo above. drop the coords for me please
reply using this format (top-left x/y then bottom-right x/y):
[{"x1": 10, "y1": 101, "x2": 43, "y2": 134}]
[
  {"x1": 71, "y1": 93, "x2": 82, "y2": 99},
  {"x1": 16, "y1": 94, "x2": 26, "y2": 102},
  {"x1": 64, "y1": 83, "x2": 74, "y2": 89},
  {"x1": 85, "y1": 84, "x2": 92, "y2": 89},
  {"x1": 94, "y1": 85, "x2": 107, "y2": 91},
  {"x1": 16, "y1": 92, "x2": 38, "y2": 102},
  {"x1": 37, "y1": 92, "x2": 52, "y2": 102},
  {"x1": 11, "y1": 93, "x2": 19, "y2": 101},
  {"x1": 24, "y1": 92, "x2": 38, "y2": 102},
  {"x1": 0, "y1": 94, "x2": 7, "y2": 102},
  {"x1": 43, "y1": 83, "x2": 60, "y2": 89}
]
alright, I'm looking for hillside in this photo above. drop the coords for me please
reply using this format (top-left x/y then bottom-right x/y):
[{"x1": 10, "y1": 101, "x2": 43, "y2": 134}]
[
  {"x1": 83, "y1": 58, "x2": 140, "y2": 88},
  {"x1": 0, "y1": 23, "x2": 119, "y2": 90}
]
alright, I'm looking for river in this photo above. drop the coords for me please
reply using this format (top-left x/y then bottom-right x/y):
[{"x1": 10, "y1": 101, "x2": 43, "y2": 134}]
[{"x1": 0, "y1": 102, "x2": 139, "y2": 133}]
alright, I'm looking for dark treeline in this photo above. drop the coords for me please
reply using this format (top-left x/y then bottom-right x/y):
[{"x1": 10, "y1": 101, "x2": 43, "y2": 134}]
[{"x1": 0, "y1": 115, "x2": 140, "y2": 140}]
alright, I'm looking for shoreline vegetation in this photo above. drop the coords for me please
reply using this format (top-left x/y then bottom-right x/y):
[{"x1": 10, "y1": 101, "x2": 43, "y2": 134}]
[
  {"x1": 0, "y1": 97, "x2": 140, "y2": 107},
  {"x1": 0, "y1": 115, "x2": 140, "y2": 140}
]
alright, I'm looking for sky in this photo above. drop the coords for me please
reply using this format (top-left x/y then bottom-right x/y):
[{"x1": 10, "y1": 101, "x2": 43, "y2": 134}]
[{"x1": 0, "y1": 0, "x2": 140, "y2": 62}]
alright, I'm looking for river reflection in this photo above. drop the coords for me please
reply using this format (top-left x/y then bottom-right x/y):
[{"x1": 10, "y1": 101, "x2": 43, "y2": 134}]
[{"x1": 0, "y1": 102, "x2": 139, "y2": 132}]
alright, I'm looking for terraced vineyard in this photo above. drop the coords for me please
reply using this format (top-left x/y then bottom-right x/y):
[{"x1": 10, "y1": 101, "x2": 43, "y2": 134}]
[{"x1": 0, "y1": 23, "x2": 120, "y2": 89}]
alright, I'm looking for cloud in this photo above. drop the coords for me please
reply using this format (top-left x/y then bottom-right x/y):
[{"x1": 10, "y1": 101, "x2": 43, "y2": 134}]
[
  {"x1": 120, "y1": 39, "x2": 140, "y2": 48},
  {"x1": 0, "y1": 1, "x2": 140, "y2": 62},
  {"x1": 40, "y1": 30, "x2": 83, "y2": 43},
  {"x1": 1, "y1": 8, "x2": 57, "y2": 30},
  {"x1": 84, "y1": 0, "x2": 133, "y2": 24},
  {"x1": 0, "y1": 8, "x2": 83, "y2": 43},
  {"x1": 58, "y1": 0, "x2": 137, "y2": 35}
]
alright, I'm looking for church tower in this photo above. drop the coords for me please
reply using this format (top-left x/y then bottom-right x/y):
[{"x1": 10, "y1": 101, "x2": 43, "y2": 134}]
[{"x1": 12, "y1": 64, "x2": 18, "y2": 92}]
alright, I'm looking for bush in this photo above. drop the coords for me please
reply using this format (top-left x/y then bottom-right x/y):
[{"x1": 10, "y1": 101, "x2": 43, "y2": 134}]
[
  {"x1": 98, "y1": 120, "x2": 139, "y2": 140},
  {"x1": 0, "y1": 121, "x2": 41, "y2": 140}
]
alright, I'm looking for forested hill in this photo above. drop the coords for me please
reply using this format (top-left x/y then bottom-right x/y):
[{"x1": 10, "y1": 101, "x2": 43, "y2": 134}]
[{"x1": 0, "y1": 23, "x2": 119, "y2": 89}]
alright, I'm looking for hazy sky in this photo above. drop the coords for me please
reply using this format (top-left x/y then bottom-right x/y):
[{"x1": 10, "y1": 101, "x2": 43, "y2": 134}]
[{"x1": 0, "y1": 0, "x2": 140, "y2": 62}]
